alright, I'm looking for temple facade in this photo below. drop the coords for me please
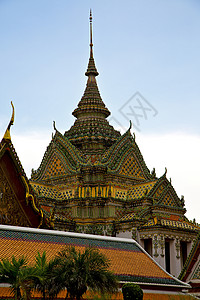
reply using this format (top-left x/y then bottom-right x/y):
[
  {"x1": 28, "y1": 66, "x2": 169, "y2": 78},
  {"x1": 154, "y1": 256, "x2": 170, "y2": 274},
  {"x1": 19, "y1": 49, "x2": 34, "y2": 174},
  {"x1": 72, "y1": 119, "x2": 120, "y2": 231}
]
[{"x1": 0, "y1": 12, "x2": 199, "y2": 278}]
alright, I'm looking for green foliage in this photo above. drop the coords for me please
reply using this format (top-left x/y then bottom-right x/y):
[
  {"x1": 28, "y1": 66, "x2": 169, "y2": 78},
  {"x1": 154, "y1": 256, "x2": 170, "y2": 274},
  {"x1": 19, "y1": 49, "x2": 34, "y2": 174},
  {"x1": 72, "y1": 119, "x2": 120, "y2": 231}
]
[
  {"x1": 34, "y1": 252, "x2": 62, "y2": 300},
  {"x1": 0, "y1": 248, "x2": 118, "y2": 300},
  {"x1": 89, "y1": 294, "x2": 112, "y2": 300},
  {"x1": 122, "y1": 283, "x2": 143, "y2": 300},
  {"x1": 55, "y1": 246, "x2": 118, "y2": 300},
  {"x1": 0, "y1": 256, "x2": 41, "y2": 300}
]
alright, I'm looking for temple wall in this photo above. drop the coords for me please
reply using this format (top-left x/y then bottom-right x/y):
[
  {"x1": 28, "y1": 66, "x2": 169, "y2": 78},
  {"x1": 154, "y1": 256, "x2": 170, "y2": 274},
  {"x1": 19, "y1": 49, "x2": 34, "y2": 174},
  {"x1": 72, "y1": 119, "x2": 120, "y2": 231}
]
[{"x1": 116, "y1": 230, "x2": 132, "y2": 239}]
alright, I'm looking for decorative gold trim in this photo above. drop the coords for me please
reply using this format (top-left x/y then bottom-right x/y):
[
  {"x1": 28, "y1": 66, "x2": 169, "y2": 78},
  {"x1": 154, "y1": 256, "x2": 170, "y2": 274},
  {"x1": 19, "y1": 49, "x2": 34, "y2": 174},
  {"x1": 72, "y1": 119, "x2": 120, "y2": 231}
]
[
  {"x1": 3, "y1": 102, "x2": 15, "y2": 141},
  {"x1": 21, "y1": 176, "x2": 43, "y2": 227}
]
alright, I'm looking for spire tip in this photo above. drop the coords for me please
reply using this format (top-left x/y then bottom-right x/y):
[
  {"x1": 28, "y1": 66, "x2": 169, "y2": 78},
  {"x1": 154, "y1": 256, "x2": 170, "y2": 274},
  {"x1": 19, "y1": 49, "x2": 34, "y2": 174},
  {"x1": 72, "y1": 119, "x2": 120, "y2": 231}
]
[
  {"x1": 89, "y1": 9, "x2": 93, "y2": 49},
  {"x1": 85, "y1": 9, "x2": 99, "y2": 77}
]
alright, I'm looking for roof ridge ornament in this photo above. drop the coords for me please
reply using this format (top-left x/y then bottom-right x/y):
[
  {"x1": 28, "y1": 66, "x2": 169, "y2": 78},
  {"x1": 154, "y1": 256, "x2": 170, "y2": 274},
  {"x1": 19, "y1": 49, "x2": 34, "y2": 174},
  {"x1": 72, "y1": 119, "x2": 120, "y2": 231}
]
[
  {"x1": 128, "y1": 120, "x2": 132, "y2": 131},
  {"x1": 53, "y1": 120, "x2": 57, "y2": 132},
  {"x1": 3, "y1": 101, "x2": 15, "y2": 141}
]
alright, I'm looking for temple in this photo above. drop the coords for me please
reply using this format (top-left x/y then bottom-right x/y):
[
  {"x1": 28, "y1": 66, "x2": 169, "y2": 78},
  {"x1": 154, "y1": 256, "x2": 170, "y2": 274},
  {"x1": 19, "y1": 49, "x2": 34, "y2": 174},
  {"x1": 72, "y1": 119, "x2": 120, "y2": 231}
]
[{"x1": 0, "y1": 11, "x2": 200, "y2": 286}]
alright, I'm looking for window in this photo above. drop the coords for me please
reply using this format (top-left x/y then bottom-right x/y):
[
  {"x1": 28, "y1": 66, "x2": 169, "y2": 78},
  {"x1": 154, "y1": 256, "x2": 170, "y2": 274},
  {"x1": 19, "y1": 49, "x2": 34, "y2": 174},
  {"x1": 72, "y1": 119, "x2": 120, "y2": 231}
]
[
  {"x1": 180, "y1": 241, "x2": 187, "y2": 268},
  {"x1": 165, "y1": 240, "x2": 170, "y2": 273},
  {"x1": 144, "y1": 239, "x2": 152, "y2": 256}
]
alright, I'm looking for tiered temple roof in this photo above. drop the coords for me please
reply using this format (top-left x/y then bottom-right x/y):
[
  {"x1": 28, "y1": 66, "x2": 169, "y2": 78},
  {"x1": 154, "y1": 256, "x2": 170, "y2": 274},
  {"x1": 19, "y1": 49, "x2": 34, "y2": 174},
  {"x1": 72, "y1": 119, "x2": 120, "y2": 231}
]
[{"x1": 64, "y1": 11, "x2": 120, "y2": 153}]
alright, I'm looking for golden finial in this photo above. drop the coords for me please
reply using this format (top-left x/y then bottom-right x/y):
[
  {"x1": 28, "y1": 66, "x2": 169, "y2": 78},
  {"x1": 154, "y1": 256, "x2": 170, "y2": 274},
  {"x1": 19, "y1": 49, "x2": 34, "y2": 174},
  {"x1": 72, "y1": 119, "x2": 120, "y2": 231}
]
[{"x1": 3, "y1": 101, "x2": 15, "y2": 141}]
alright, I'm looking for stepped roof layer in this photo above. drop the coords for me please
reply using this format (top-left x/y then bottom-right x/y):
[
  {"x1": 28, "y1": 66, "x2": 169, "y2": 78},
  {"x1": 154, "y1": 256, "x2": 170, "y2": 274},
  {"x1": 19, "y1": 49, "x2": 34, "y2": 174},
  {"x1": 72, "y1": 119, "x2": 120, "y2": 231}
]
[{"x1": 0, "y1": 225, "x2": 190, "y2": 290}]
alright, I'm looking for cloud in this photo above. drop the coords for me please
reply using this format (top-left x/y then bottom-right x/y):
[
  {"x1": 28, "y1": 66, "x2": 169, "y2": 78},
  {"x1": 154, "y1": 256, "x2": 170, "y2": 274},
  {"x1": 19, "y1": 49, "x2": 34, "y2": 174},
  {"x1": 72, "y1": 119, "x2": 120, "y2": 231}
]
[
  {"x1": 12, "y1": 130, "x2": 52, "y2": 178},
  {"x1": 12, "y1": 130, "x2": 200, "y2": 223},
  {"x1": 136, "y1": 132, "x2": 200, "y2": 223}
]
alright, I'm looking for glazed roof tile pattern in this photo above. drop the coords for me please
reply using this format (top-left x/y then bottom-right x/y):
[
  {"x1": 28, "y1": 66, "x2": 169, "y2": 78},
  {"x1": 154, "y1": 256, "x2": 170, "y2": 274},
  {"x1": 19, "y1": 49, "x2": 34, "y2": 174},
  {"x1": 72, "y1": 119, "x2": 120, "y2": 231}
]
[
  {"x1": 157, "y1": 190, "x2": 181, "y2": 208},
  {"x1": 0, "y1": 225, "x2": 189, "y2": 288},
  {"x1": 161, "y1": 219, "x2": 199, "y2": 231},
  {"x1": 120, "y1": 212, "x2": 138, "y2": 221},
  {"x1": 30, "y1": 182, "x2": 74, "y2": 200},
  {"x1": 141, "y1": 217, "x2": 199, "y2": 232},
  {"x1": 127, "y1": 181, "x2": 157, "y2": 199},
  {"x1": 118, "y1": 206, "x2": 150, "y2": 222}
]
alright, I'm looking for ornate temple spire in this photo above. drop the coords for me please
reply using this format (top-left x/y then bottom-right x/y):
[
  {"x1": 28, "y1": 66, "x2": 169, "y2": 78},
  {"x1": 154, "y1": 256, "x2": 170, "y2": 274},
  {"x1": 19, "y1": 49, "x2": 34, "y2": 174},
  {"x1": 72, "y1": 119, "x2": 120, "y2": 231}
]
[
  {"x1": 72, "y1": 10, "x2": 109, "y2": 119},
  {"x1": 65, "y1": 11, "x2": 120, "y2": 152}
]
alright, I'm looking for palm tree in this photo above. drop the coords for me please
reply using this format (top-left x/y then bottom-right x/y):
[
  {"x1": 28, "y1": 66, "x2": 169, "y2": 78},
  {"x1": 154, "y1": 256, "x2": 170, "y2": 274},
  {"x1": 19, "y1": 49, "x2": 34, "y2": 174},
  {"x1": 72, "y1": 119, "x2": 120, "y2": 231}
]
[
  {"x1": 0, "y1": 256, "x2": 39, "y2": 300},
  {"x1": 18, "y1": 266, "x2": 40, "y2": 300},
  {"x1": 55, "y1": 246, "x2": 118, "y2": 300},
  {"x1": 34, "y1": 251, "x2": 65, "y2": 300},
  {"x1": 34, "y1": 252, "x2": 48, "y2": 300}
]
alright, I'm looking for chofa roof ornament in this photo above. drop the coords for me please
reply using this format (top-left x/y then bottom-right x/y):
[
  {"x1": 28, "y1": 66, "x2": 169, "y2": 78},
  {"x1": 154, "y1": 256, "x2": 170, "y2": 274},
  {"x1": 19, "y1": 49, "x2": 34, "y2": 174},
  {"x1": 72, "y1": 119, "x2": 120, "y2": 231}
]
[{"x1": 3, "y1": 101, "x2": 15, "y2": 141}]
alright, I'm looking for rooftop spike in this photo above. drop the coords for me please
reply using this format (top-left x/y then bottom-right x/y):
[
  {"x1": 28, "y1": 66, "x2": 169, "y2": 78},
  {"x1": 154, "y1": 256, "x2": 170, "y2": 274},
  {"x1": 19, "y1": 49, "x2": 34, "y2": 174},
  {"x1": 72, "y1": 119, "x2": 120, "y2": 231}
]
[
  {"x1": 3, "y1": 101, "x2": 15, "y2": 141},
  {"x1": 90, "y1": 9, "x2": 93, "y2": 55},
  {"x1": 85, "y1": 10, "x2": 99, "y2": 77}
]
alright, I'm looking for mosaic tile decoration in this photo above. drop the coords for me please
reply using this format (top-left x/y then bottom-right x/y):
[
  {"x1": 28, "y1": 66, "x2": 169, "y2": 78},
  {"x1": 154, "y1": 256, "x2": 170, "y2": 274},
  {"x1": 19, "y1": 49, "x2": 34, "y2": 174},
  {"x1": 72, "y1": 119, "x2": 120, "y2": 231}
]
[
  {"x1": 30, "y1": 183, "x2": 73, "y2": 200},
  {"x1": 161, "y1": 219, "x2": 198, "y2": 230},
  {"x1": 127, "y1": 181, "x2": 156, "y2": 199},
  {"x1": 191, "y1": 260, "x2": 200, "y2": 280},
  {"x1": 120, "y1": 212, "x2": 137, "y2": 221}
]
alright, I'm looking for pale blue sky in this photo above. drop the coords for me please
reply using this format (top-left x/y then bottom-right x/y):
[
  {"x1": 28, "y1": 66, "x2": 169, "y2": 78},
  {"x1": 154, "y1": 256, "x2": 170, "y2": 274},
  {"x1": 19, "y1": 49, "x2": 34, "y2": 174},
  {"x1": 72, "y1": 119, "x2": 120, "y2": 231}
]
[
  {"x1": 0, "y1": 0, "x2": 200, "y2": 221},
  {"x1": 0, "y1": 0, "x2": 200, "y2": 134}
]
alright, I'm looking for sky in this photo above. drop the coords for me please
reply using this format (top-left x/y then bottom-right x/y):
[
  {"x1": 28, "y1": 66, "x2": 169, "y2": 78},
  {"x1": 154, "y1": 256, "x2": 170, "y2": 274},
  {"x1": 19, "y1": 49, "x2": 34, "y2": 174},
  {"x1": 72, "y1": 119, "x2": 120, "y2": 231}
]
[{"x1": 0, "y1": 0, "x2": 200, "y2": 222}]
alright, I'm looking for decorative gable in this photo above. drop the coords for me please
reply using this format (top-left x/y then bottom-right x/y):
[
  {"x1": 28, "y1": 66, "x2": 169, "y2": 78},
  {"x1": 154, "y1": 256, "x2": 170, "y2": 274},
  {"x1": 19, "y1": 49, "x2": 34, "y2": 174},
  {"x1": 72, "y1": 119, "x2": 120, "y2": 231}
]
[
  {"x1": 42, "y1": 152, "x2": 71, "y2": 179},
  {"x1": 0, "y1": 166, "x2": 30, "y2": 227},
  {"x1": 119, "y1": 151, "x2": 146, "y2": 179},
  {"x1": 152, "y1": 182, "x2": 167, "y2": 199},
  {"x1": 162, "y1": 191, "x2": 178, "y2": 207},
  {"x1": 31, "y1": 131, "x2": 86, "y2": 182},
  {"x1": 102, "y1": 130, "x2": 152, "y2": 181}
]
